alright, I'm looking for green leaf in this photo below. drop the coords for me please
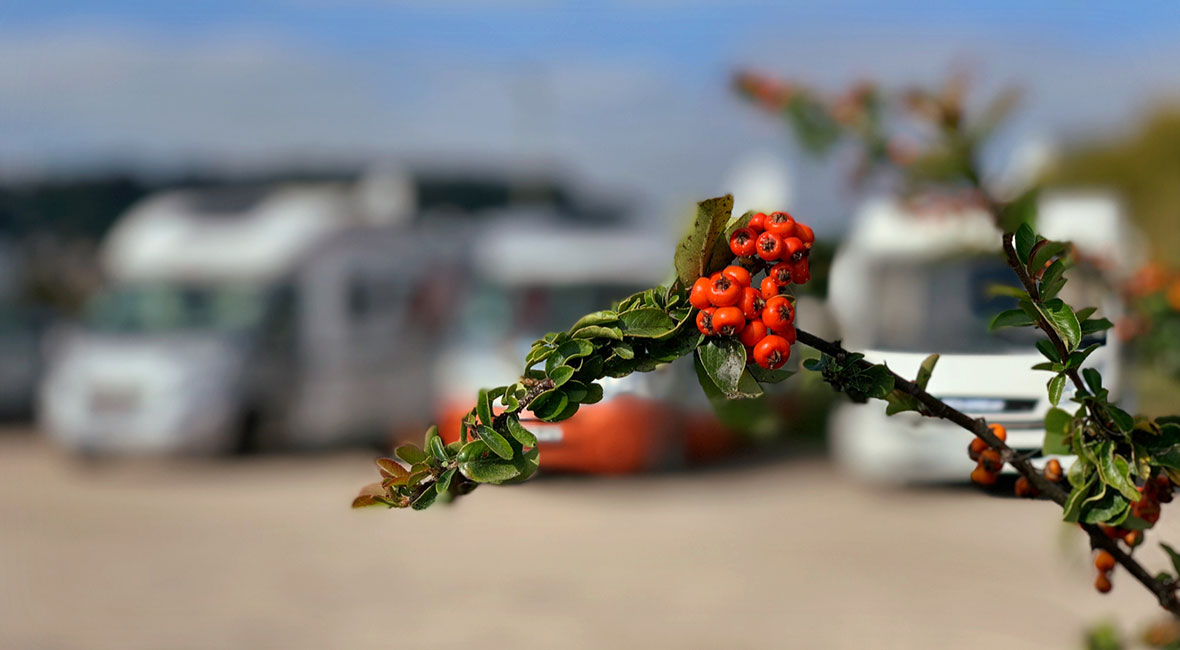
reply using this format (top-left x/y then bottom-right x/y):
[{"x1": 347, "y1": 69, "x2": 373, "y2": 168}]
[
  {"x1": 697, "y1": 338, "x2": 762, "y2": 399},
  {"x1": 572, "y1": 325, "x2": 623, "y2": 341},
  {"x1": 618, "y1": 308, "x2": 678, "y2": 338},
  {"x1": 1065, "y1": 344, "x2": 1100, "y2": 369},
  {"x1": 546, "y1": 339, "x2": 595, "y2": 372},
  {"x1": 582, "y1": 382, "x2": 604, "y2": 405},
  {"x1": 428, "y1": 434, "x2": 449, "y2": 462},
  {"x1": 1108, "y1": 405, "x2": 1134, "y2": 433},
  {"x1": 1047, "y1": 373, "x2": 1066, "y2": 406},
  {"x1": 1095, "y1": 441, "x2": 1141, "y2": 501},
  {"x1": 456, "y1": 439, "x2": 489, "y2": 462},
  {"x1": 530, "y1": 390, "x2": 570, "y2": 422},
  {"x1": 1015, "y1": 223, "x2": 1037, "y2": 264},
  {"x1": 1039, "y1": 260, "x2": 1068, "y2": 300},
  {"x1": 395, "y1": 443, "x2": 428, "y2": 464},
  {"x1": 746, "y1": 365, "x2": 795, "y2": 384},
  {"x1": 435, "y1": 467, "x2": 456, "y2": 494},
  {"x1": 884, "y1": 391, "x2": 924, "y2": 415},
  {"x1": 524, "y1": 343, "x2": 554, "y2": 368},
  {"x1": 1080, "y1": 488, "x2": 1129, "y2": 525},
  {"x1": 1043, "y1": 408, "x2": 1072, "y2": 455},
  {"x1": 562, "y1": 380, "x2": 588, "y2": 402},
  {"x1": 505, "y1": 416, "x2": 538, "y2": 447},
  {"x1": 411, "y1": 487, "x2": 439, "y2": 510},
  {"x1": 706, "y1": 210, "x2": 757, "y2": 274},
  {"x1": 459, "y1": 456, "x2": 522, "y2": 484},
  {"x1": 1161, "y1": 544, "x2": 1180, "y2": 578},
  {"x1": 549, "y1": 365, "x2": 575, "y2": 388},
  {"x1": 1081, "y1": 317, "x2": 1114, "y2": 336},
  {"x1": 1082, "y1": 368, "x2": 1102, "y2": 393},
  {"x1": 1031, "y1": 361, "x2": 1063, "y2": 372},
  {"x1": 1029, "y1": 240, "x2": 1068, "y2": 274},
  {"x1": 989, "y1": 309, "x2": 1034, "y2": 331},
  {"x1": 1063, "y1": 473, "x2": 1096, "y2": 523},
  {"x1": 674, "y1": 194, "x2": 734, "y2": 285},
  {"x1": 1075, "y1": 306, "x2": 1097, "y2": 321},
  {"x1": 475, "y1": 425, "x2": 514, "y2": 460},
  {"x1": 476, "y1": 390, "x2": 493, "y2": 427},
  {"x1": 1041, "y1": 298, "x2": 1082, "y2": 352},
  {"x1": 915, "y1": 354, "x2": 939, "y2": 391},
  {"x1": 1035, "y1": 339, "x2": 1061, "y2": 363},
  {"x1": 570, "y1": 310, "x2": 619, "y2": 331}
]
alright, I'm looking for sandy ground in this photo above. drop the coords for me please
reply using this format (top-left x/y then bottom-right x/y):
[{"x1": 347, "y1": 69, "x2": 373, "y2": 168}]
[{"x1": 2, "y1": 429, "x2": 1178, "y2": 650}]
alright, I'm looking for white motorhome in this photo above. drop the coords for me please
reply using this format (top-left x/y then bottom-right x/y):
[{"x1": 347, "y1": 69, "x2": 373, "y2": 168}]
[
  {"x1": 828, "y1": 193, "x2": 1140, "y2": 483},
  {"x1": 39, "y1": 178, "x2": 463, "y2": 454}
]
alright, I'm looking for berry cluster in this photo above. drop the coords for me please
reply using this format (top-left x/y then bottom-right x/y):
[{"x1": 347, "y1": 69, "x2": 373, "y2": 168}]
[
  {"x1": 1089, "y1": 475, "x2": 1173, "y2": 595},
  {"x1": 689, "y1": 211, "x2": 813, "y2": 370},
  {"x1": 968, "y1": 424, "x2": 1066, "y2": 496},
  {"x1": 967, "y1": 423, "x2": 1009, "y2": 486}
]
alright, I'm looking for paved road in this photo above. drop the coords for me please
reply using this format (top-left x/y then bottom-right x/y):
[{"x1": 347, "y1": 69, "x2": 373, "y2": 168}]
[{"x1": 2, "y1": 431, "x2": 1175, "y2": 649}]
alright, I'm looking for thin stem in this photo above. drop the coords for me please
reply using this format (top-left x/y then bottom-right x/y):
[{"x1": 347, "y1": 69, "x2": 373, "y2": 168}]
[{"x1": 795, "y1": 327, "x2": 1180, "y2": 615}]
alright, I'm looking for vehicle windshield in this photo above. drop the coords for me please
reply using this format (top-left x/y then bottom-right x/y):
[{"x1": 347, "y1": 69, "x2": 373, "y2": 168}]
[
  {"x1": 84, "y1": 284, "x2": 272, "y2": 334},
  {"x1": 865, "y1": 254, "x2": 1108, "y2": 353},
  {"x1": 457, "y1": 281, "x2": 648, "y2": 343}
]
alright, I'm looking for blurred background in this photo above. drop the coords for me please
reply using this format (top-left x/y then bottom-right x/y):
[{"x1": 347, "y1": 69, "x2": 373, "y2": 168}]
[{"x1": 4, "y1": 2, "x2": 1180, "y2": 648}]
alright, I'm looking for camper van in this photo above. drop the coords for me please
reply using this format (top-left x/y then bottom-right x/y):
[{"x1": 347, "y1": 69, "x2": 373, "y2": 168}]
[
  {"x1": 38, "y1": 181, "x2": 463, "y2": 454},
  {"x1": 432, "y1": 223, "x2": 739, "y2": 474},
  {"x1": 827, "y1": 193, "x2": 1140, "y2": 483}
]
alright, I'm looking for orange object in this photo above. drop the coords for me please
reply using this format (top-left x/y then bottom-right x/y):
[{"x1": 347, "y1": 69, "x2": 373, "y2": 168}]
[
  {"x1": 988, "y1": 423, "x2": 1007, "y2": 442},
  {"x1": 970, "y1": 466, "x2": 997, "y2": 486},
  {"x1": 436, "y1": 396, "x2": 738, "y2": 475},
  {"x1": 1095, "y1": 549, "x2": 1117, "y2": 573},
  {"x1": 968, "y1": 437, "x2": 989, "y2": 461},
  {"x1": 1044, "y1": 458, "x2": 1063, "y2": 482},
  {"x1": 1095, "y1": 572, "x2": 1112, "y2": 594}
]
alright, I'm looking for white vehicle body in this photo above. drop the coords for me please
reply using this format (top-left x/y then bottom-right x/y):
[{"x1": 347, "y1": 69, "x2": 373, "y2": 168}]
[
  {"x1": 39, "y1": 179, "x2": 459, "y2": 454},
  {"x1": 828, "y1": 193, "x2": 1140, "y2": 483}
]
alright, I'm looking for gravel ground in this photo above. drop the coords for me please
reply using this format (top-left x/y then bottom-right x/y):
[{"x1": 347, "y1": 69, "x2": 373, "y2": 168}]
[{"x1": 2, "y1": 430, "x2": 1175, "y2": 650}]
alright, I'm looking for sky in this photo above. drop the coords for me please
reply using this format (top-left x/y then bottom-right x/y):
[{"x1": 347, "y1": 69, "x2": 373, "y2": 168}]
[{"x1": 2, "y1": 1, "x2": 1180, "y2": 230}]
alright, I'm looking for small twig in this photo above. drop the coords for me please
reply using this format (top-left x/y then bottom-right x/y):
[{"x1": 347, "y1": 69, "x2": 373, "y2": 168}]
[{"x1": 796, "y1": 327, "x2": 1180, "y2": 615}]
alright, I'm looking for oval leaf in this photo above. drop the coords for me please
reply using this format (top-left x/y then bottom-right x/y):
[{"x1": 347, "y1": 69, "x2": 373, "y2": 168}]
[{"x1": 475, "y1": 425, "x2": 514, "y2": 460}]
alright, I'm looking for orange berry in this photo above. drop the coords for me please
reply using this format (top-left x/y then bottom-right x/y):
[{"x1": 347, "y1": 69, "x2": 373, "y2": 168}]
[
  {"x1": 968, "y1": 437, "x2": 989, "y2": 461},
  {"x1": 978, "y1": 448, "x2": 1004, "y2": 473},
  {"x1": 1124, "y1": 530, "x2": 1143, "y2": 547},
  {"x1": 1095, "y1": 549, "x2": 1117, "y2": 573},
  {"x1": 970, "y1": 466, "x2": 997, "y2": 486},
  {"x1": 988, "y1": 423, "x2": 1007, "y2": 442},
  {"x1": 1095, "y1": 572, "x2": 1112, "y2": 594},
  {"x1": 1014, "y1": 476, "x2": 1035, "y2": 498},
  {"x1": 1044, "y1": 458, "x2": 1063, "y2": 482}
]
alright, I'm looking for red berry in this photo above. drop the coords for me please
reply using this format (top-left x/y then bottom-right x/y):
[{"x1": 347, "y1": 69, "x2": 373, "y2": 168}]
[
  {"x1": 765, "y1": 211, "x2": 796, "y2": 238},
  {"x1": 729, "y1": 228, "x2": 757, "y2": 257},
  {"x1": 722, "y1": 265, "x2": 751, "y2": 288},
  {"x1": 795, "y1": 222, "x2": 815, "y2": 248},
  {"x1": 753, "y1": 335, "x2": 791, "y2": 369},
  {"x1": 712, "y1": 306, "x2": 746, "y2": 336},
  {"x1": 696, "y1": 308, "x2": 717, "y2": 336},
  {"x1": 738, "y1": 287, "x2": 765, "y2": 321},
  {"x1": 738, "y1": 319, "x2": 769, "y2": 347},
  {"x1": 768, "y1": 262, "x2": 793, "y2": 285},
  {"x1": 791, "y1": 258, "x2": 811, "y2": 284},
  {"x1": 782, "y1": 236, "x2": 805, "y2": 262},
  {"x1": 756, "y1": 231, "x2": 783, "y2": 261},
  {"x1": 707, "y1": 276, "x2": 742, "y2": 307},
  {"x1": 748, "y1": 212, "x2": 767, "y2": 233},
  {"x1": 777, "y1": 322, "x2": 797, "y2": 344},
  {"x1": 762, "y1": 295, "x2": 795, "y2": 332},
  {"x1": 760, "y1": 276, "x2": 789, "y2": 301},
  {"x1": 689, "y1": 277, "x2": 712, "y2": 310}
]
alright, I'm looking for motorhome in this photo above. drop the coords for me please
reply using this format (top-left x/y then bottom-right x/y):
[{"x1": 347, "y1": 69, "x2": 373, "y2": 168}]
[
  {"x1": 38, "y1": 179, "x2": 463, "y2": 454},
  {"x1": 827, "y1": 193, "x2": 1140, "y2": 483}
]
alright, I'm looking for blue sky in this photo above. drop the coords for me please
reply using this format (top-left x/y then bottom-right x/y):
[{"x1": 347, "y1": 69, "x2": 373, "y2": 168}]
[{"x1": 2, "y1": 1, "x2": 1180, "y2": 229}]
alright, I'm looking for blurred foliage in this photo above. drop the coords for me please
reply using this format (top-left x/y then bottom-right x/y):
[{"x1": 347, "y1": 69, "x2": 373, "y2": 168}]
[
  {"x1": 1044, "y1": 109, "x2": 1180, "y2": 267},
  {"x1": 733, "y1": 69, "x2": 1025, "y2": 227}
]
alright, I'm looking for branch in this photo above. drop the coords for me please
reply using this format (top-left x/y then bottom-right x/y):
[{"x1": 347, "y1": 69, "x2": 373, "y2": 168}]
[{"x1": 795, "y1": 327, "x2": 1180, "y2": 615}]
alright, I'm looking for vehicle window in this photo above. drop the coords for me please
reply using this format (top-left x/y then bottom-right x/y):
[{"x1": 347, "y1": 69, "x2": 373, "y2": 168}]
[
  {"x1": 85, "y1": 284, "x2": 271, "y2": 334},
  {"x1": 866, "y1": 254, "x2": 1109, "y2": 353},
  {"x1": 456, "y1": 282, "x2": 646, "y2": 343}
]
